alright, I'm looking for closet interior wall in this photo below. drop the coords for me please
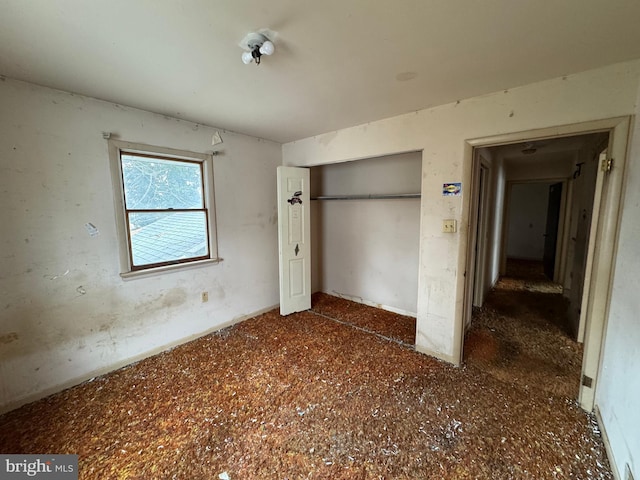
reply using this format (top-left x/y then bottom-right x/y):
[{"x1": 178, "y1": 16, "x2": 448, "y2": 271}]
[{"x1": 310, "y1": 152, "x2": 422, "y2": 316}]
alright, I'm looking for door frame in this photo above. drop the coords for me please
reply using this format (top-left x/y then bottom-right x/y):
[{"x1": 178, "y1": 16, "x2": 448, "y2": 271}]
[
  {"x1": 472, "y1": 161, "x2": 490, "y2": 308},
  {"x1": 459, "y1": 153, "x2": 491, "y2": 330},
  {"x1": 462, "y1": 152, "x2": 486, "y2": 334},
  {"x1": 460, "y1": 116, "x2": 631, "y2": 411}
]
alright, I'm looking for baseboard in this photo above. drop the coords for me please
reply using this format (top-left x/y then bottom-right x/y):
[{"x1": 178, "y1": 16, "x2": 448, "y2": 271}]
[
  {"x1": 594, "y1": 406, "x2": 622, "y2": 480},
  {"x1": 0, "y1": 304, "x2": 278, "y2": 415},
  {"x1": 326, "y1": 290, "x2": 417, "y2": 318}
]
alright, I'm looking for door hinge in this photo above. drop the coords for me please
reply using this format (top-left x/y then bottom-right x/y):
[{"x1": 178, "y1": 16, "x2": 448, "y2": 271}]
[
  {"x1": 582, "y1": 375, "x2": 593, "y2": 388},
  {"x1": 601, "y1": 158, "x2": 613, "y2": 173}
]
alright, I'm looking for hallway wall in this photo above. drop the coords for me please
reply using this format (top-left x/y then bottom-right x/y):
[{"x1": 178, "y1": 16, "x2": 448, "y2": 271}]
[
  {"x1": 486, "y1": 156, "x2": 506, "y2": 293},
  {"x1": 469, "y1": 148, "x2": 505, "y2": 310},
  {"x1": 505, "y1": 182, "x2": 551, "y2": 261}
]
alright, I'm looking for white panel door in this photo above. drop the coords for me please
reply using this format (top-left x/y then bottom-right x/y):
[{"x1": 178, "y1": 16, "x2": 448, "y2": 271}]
[
  {"x1": 579, "y1": 117, "x2": 630, "y2": 411},
  {"x1": 277, "y1": 166, "x2": 311, "y2": 315}
]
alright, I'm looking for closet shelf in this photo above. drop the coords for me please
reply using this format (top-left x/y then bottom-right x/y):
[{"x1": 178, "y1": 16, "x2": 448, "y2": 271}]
[{"x1": 311, "y1": 193, "x2": 421, "y2": 201}]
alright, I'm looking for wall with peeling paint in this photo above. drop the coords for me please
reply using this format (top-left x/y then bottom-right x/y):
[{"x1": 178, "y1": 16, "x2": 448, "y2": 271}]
[
  {"x1": 283, "y1": 60, "x2": 640, "y2": 364},
  {"x1": 0, "y1": 78, "x2": 282, "y2": 412},
  {"x1": 596, "y1": 81, "x2": 640, "y2": 480}
]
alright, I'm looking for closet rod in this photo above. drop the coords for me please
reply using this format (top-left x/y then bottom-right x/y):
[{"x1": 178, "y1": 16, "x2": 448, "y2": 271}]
[{"x1": 311, "y1": 193, "x2": 421, "y2": 201}]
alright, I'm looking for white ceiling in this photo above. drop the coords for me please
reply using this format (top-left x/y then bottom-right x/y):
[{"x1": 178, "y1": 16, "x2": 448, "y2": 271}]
[{"x1": 2, "y1": 1, "x2": 640, "y2": 143}]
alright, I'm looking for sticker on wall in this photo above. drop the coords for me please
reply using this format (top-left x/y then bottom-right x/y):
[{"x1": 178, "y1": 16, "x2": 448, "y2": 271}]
[
  {"x1": 442, "y1": 183, "x2": 462, "y2": 196},
  {"x1": 84, "y1": 222, "x2": 100, "y2": 237},
  {"x1": 287, "y1": 191, "x2": 303, "y2": 205}
]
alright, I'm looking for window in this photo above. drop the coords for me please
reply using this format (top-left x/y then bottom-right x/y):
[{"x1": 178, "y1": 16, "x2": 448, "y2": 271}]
[{"x1": 108, "y1": 140, "x2": 218, "y2": 276}]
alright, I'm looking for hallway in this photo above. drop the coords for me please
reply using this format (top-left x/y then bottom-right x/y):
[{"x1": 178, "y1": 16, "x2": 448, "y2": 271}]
[{"x1": 464, "y1": 260, "x2": 583, "y2": 400}]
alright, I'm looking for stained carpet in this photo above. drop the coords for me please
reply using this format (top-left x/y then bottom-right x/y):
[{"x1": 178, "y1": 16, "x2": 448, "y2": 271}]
[
  {"x1": 0, "y1": 292, "x2": 610, "y2": 479},
  {"x1": 465, "y1": 259, "x2": 583, "y2": 399},
  {"x1": 310, "y1": 292, "x2": 416, "y2": 346}
]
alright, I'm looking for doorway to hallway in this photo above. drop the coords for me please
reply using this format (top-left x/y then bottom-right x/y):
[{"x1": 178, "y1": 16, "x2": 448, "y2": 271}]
[{"x1": 461, "y1": 117, "x2": 630, "y2": 411}]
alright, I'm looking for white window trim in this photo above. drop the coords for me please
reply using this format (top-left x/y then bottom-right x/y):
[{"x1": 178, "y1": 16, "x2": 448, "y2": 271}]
[{"x1": 107, "y1": 139, "x2": 221, "y2": 278}]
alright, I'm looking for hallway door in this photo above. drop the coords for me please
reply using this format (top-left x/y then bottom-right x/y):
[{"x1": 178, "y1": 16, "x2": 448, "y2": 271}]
[
  {"x1": 543, "y1": 182, "x2": 563, "y2": 279},
  {"x1": 579, "y1": 117, "x2": 630, "y2": 411}
]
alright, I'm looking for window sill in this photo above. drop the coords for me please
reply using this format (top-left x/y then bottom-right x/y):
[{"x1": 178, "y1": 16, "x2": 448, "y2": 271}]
[{"x1": 120, "y1": 257, "x2": 223, "y2": 280}]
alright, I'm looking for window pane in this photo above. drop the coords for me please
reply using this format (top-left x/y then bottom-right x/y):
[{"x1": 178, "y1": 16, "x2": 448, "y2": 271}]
[
  {"x1": 121, "y1": 154, "x2": 203, "y2": 209},
  {"x1": 129, "y1": 211, "x2": 209, "y2": 267}
]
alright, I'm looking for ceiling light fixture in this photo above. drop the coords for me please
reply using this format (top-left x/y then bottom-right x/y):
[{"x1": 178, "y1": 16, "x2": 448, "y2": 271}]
[{"x1": 240, "y1": 32, "x2": 275, "y2": 65}]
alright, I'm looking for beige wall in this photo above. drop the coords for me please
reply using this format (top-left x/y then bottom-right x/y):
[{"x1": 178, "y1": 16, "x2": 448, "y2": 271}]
[
  {"x1": 0, "y1": 78, "x2": 282, "y2": 412},
  {"x1": 595, "y1": 80, "x2": 640, "y2": 480},
  {"x1": 283, "y1": 60, "x2": 640, "y2": 363},
  {"x1": 505, "y1": 182, "x2": 552, "y2": 261},
  {"x1": 478, "y1": 149, "x2": 505, "y2": 300}
]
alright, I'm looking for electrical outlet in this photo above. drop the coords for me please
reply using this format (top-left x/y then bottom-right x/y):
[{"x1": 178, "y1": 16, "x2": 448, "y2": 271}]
[
  {"x1": 201, "y1": 292, "x2": 209, "y2": 303},
  {"x1": 443, "y1": 219, "x2": 457, "y2": 233}
]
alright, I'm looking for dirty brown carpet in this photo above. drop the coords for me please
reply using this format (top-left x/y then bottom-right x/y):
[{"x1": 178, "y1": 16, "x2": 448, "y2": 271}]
[
  {"x1": 465, "y1": 259, "x2": 583, "y2": 400},
  {"x1": 0, "y1": 292, "x2": 611, "y2": 479}
]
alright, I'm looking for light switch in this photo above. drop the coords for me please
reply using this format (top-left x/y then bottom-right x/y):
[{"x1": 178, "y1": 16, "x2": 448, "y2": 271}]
[{"x1": 443, "y1": 219, "x2": 457, "y2": 233}]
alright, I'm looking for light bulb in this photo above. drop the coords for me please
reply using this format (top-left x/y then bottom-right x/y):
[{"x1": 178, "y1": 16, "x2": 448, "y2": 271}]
[
  {"x1": 241, "y1": 51, "x2": 253, "y2": 64},
  {"x1": 259, "y1": 40, "x2": 275, "y2": 56}
]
